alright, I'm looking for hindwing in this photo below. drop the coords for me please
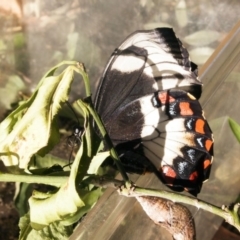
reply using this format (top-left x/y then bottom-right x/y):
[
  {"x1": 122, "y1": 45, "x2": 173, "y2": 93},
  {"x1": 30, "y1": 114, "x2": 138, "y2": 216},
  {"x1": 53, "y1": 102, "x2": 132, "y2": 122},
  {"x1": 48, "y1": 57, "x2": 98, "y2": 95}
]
[{"x1": 94, "y1": 28, "x2": 213, "y2": 195}]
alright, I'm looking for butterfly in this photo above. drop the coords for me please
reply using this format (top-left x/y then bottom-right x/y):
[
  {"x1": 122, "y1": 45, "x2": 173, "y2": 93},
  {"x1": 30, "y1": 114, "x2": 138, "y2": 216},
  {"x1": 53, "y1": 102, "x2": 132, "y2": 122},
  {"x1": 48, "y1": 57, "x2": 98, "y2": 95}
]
[{"x1": 94, "y1": 28, "x2": 213, "y2": 195}]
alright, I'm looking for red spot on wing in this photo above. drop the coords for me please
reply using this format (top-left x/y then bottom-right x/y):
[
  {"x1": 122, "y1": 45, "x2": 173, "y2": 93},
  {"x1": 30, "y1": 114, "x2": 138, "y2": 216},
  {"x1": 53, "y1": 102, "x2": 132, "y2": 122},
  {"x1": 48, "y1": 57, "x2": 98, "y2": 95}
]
[
  {"x1": 161, "y1": 166, "x2": 177, "y2": 185},
  {"x1": 179, "y1": 102, "x2": 193, "y2": 116},
  {"x1": 158, "y1": 92, "x2": 175, "y2": 104},
  {"x1": 203, "y1": 159, "x2": 211, "y2": 169},
  {"x1": 205, "y1": 139, "x2": 213, "y2": 151},
  {"x1": 189, "y1": 171, "x2": 198, "y2": 181},
  {"x1": 195, "y1": 119, "x2": 205, "y2": 134}
]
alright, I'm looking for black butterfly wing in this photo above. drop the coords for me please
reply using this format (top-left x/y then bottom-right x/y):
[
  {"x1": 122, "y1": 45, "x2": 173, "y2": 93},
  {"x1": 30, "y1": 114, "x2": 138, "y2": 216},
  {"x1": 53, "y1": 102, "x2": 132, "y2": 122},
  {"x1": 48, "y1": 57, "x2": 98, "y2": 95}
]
[
  {"x1": 95, "y1": 28, "x2": 202, "y2": 124},
  {"x1": 94, "y1": 28, "x2": 213, "y2": 194}
]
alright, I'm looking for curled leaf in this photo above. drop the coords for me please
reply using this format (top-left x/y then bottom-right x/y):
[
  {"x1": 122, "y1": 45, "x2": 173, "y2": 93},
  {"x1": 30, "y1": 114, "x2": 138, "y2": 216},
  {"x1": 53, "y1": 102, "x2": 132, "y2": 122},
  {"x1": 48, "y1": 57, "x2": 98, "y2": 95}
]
[
  {"x1": 19, "y1": 213, "x2": 73, "y2": 240},
  {"x1": 87, "y1": 151, "x2": 110, "y2": 174},
  {"x1": 29, "y1": 99, "x2": 101, "y2": 228},
  {"x1": 0, "y1": 65, "x2": 75, "y2": 170},
  {"x1": 137, "y1": 196, "x2": 196, "y2": 240},
  {"x1": 29, "y1": 180, "x2": 85, "y2": 229},
  {"x1": 61, "y1": 188, "x2": 103, "y2": 226}
]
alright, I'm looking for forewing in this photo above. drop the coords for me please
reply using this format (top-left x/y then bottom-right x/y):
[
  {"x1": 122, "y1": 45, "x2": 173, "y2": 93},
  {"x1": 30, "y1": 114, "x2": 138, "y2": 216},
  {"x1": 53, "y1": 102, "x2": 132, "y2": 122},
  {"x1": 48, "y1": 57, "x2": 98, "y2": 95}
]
[
  {"x1": 95, "y1": 28, "x2": 202, "y2": 124},
  {"x1": 94, "y1": 28, "x2": 213, "y2": 194}
]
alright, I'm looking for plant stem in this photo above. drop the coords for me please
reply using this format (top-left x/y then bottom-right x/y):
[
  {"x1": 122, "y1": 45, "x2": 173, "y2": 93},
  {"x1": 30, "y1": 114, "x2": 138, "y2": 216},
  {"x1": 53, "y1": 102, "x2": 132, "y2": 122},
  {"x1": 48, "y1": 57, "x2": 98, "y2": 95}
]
[
  {"x1": 89, "y1": 175, "x2": 240, "y2": 231},
  {"x1": 122, "y1": 185, "x2": 240, "y2": 231},
  {"x1": 0, "y1": 173, "x2": 67, "y2": 186},
  {"x1": 72, "y1": 63, "x2": 91, "y2": 98},
  {"x1": 133, "y1": 187, "x2": 229, "y2": 220}
]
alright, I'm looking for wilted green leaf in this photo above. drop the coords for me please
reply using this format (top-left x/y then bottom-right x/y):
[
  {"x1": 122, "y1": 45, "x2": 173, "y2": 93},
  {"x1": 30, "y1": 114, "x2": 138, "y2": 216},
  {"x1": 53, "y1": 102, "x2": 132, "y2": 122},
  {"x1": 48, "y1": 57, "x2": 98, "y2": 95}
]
[
  {"x1": 19, "y1": 213, "x2": 32, "y2": 240},
  {"x1": 29, "y1": 179, "x2": 85, "y2": 230},
  {"x1": 87, "y1": 151, "x2": 110, "y2": 174},
  {"x1": 19, "y1": 213, "x2": 73, "y2": 240},
  {"x1": 229, "y1": 118, "x2": 240, "y2": 143},
  {"x1": 61, "y1": 187, "x2": 103, "y2": 226},
  {"x1": 0, "y1": 64, "x2": 76, "y2": 170},
  {"x1": 29, "y1": 154, "x2": 68, "y2": 170},
  {"x1": 29, "y1": 99, "x2": 101, "y2": 228}
]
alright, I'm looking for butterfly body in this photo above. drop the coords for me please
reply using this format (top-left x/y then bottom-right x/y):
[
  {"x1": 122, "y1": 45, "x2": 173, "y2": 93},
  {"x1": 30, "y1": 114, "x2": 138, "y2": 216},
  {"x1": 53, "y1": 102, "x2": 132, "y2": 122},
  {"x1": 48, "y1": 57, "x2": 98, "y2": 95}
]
[{"x1": 95, "y1": 28, "x2": 213, "y2": 195}]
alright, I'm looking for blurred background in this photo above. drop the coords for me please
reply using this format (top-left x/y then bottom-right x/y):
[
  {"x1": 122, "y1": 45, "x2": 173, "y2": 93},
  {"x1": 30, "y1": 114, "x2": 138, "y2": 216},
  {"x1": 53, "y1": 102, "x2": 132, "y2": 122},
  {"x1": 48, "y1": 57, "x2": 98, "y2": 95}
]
[{"x1": 0, "y1": 0, "x2": 239, "y2": 239}]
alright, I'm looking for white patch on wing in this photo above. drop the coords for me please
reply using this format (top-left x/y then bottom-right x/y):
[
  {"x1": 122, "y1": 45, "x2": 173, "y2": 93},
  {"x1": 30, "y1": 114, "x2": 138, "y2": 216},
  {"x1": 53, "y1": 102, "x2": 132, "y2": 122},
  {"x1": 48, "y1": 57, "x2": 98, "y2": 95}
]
[
  {"x1": 144, "y1": 62, "x2": 187, "y2": 77},
  {"x1": 139, "y1": 42, "x2": 171, "y2": 57},
  {"x1": 141, "y1": 107, "x2": 184, "y2": 140},
  {"x1": 141, "y1": 126, "x2": 159, "y2": 138},
  {"x1": 143, "y1": 108, "x2": 160, "y2": 127},
  {"x1": 142, "y1": 120, "x2": 197, "y2": 168},
  {"x1": 138, "y1": 95, "x2": 160, "y2": 138},
  {"x1": 142, "y1": 50, "x2": 201, "y2": 91},
  {"x1": 163, "y1": 132, "x2": 196, "y2": 146},
  {"x1": 154, "y1": 138, "x2": 186, "y2": 166},
  {"x1": 111, "y1": 55, "x2": 145, "y2": 73},
  {"x1": 161, "y1": 118, "x2": 186, "y2": 132},
  {"x1": 114, "y1": 31, "x2": 202, "y2": 92},
  {"x1": 139, "y1": 92, "x2": 191, "y2": 168},
  {"x1": 142, "y1": 129, "x2": 186, "y2": 168},
  {"x1": 147, "y1": 53, "x2": 178, "y2": 67},
  {"x1": 154, "y1": 137, "x2": 185, "y2": 154},
  {"x1": 161, "y1": 149, "x2": 179, "y2": 167}
]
